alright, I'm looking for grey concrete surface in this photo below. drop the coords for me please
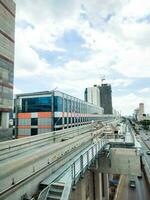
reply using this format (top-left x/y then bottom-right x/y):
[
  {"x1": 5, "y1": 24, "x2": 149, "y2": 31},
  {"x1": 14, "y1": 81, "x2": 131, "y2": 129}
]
[{"x1": 0, "y1": 128, "x2": 13, "y2": 142}]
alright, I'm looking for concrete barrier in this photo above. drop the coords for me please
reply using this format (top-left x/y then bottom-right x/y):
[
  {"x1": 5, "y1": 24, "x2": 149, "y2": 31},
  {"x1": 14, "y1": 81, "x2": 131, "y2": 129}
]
[{"x1": 0, "y1": 129, "x2": 13, "y2": 142}]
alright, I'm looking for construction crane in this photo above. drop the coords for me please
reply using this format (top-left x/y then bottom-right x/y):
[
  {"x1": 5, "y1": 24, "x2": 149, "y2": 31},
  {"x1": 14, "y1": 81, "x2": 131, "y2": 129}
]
[{"x1": 100, "y1": 74, "x2": 105, "y2": 84}]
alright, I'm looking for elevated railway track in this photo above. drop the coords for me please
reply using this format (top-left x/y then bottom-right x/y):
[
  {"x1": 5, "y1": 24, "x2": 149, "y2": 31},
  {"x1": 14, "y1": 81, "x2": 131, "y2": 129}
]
[{"x1": 0, "y1": 120, "x2": 112, "y2": 200}]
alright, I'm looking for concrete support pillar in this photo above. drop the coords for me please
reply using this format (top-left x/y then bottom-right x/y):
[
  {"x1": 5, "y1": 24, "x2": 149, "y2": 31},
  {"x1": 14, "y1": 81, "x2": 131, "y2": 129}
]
[
  {"x1": 80, "y1": 177, "x2": 87, "y2": 200},
  {"x1": 1, "y1": 112, "x2": 9, "y2": 129},
  {"x1": 70, "y1": 170, "x2": 94, "y2": 200},
  {"x1": 102, "y1": 173, "x2": 109, "y2": 200},
  {"x1": 94, "y1": 171, "x2": 103, "y2": 200}
]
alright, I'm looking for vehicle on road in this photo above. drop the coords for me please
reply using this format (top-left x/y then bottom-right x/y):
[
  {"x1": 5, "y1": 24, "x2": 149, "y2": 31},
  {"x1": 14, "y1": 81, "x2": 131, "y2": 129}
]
[
  {"x1": 137, "y1": 175, "x2": 142, "y2": 179},
  {"x1": 146, "y1": 150, "x2": 150, "y2": 155},
  {"x1": 129, "y1": 179, "x2": 136, "y2": 188}
]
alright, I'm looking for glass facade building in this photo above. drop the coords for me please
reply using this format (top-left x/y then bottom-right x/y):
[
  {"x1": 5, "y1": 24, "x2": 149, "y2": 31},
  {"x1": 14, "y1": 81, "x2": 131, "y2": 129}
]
[
  {"x1": 14, "y1": 91, "x2": 104, "y2": 138},
  {"x1": 0, "y1": 0, "x2": 15, "y2": 128}
]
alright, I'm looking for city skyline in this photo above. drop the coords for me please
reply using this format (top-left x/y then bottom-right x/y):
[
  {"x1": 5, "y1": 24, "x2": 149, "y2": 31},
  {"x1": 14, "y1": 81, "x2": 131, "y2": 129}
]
[{"x1": 14, "y1": 0, "x2": 150, "y2": 115}]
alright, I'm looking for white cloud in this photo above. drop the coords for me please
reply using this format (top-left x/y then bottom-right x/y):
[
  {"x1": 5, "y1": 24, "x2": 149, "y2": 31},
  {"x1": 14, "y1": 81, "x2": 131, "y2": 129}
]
[
  {"x1": 110, "y1": 79, "x2": 133, "y2": 87},
  {"x1": 122, "y1": 0, "x2": 150, "y2": 19},
  {"x1": 113, "y1": 93, "x2": 150, "y2": 115},
  {"x1": 13, "y1": 0, "x2": 150, "y2": 115},
  {"x1": 139, "y1": 88, "x2": 150, "y2": 93},
  {"x1": 111, "y1": 47, "x2": 150, "y2": 78},
  {"x1": 15, "y1": 0, "x2": 81, "y2": 25},
  {"x1": 15, "y1": 28, "x2": 52, "y2": 77},
  {"x1": 13, "y1": 86, "x2": 22, "y2": 95}
]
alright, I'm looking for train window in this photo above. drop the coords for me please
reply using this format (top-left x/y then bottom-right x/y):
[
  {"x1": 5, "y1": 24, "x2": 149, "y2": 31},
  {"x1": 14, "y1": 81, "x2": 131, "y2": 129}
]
[
  {"x1": 68, "y1": 100, "x2": 71, "y2": 112},
  {"x1": 22, "y1": 96, "x2": 51, "y2": 112},
  {"x1": 64, "y1": 98, "x2": 67, "y2": 112},
  {"x1": 31, "y1": 118, "x2": 38, "y2": 125},
  {"x1": 64, "y1": 117, "x2": 67, "y2": 124},
  {"x1": 54, "y1": 117, "x2": 62, "y2": 125},
  {"x1": 72, "y1": 101, "x2": 75, "y2": 112},
  {"x1": 72, "y1": 117, "x2": 74, "y2": 123},
  {"x1": 31, "y1": 128, "x2": 37, "y2": 136},
  {"x1": 54, "y1": 96, "x2": 63, "y2": 112},
  {"x1": 69, "y1": 117, "x2": 71, "y2": 124}
]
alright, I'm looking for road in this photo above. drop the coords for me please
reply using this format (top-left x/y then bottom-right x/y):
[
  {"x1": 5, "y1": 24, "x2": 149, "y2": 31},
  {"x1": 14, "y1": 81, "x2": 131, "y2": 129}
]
[
  {"x1": 116, "y1": 129, "x2": 150, "y2": 200},
  {"x1": 116, "y1": 174, "x2": 150, "y2": 200},
  {"x1": 139, "y1": 130, "x2": 150, "y2": 167}
]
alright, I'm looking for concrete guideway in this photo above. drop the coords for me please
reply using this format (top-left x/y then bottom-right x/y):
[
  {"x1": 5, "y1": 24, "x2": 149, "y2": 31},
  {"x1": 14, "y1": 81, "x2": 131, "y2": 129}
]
[
  {"x1": 0, "y1": 119, "x2": 141, "y2": 200},
  {"x1": 0, "y1": 119, "x2": 112, "y2": 200},
  {"x1": 38, "y1": 121, "x2": 141, "y2": 200},
  {"x1": 0, "y1": 124, "x2": 92, "y2": 161},
  {"x1": 0, "y1": 132, "x2": 93, "y2": 199},
  {"x1": 38, "y1": 142, "x2": 105, "y2": 200}
]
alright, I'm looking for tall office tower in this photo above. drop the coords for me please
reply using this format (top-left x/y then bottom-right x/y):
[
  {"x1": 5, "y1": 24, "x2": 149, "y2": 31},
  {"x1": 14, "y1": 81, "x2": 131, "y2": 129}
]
[
  {"x1": 84, "y1": 85, "x2": 100, "y2": 107},
  {"x1": 0, "y1": 0, "x2": 16, "y2": 128},
  {"x1": 134, "y1": 108, "x2": 139, "y2": 121},
  {"x1": 139, "y1": 103, "x2": 144, "y2": 115},
  {"x1": 138, "y1": 103, "x2": 144, "y2": 121},
  {"x1": 99, "y1": 84, "x2": 112, "y2": 114}
]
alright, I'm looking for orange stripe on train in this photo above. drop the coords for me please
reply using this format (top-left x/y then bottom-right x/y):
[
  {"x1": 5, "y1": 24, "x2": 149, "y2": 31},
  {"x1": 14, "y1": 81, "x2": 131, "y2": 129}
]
[
  {"x1": 38, "y1": 112, "x2": 52, "y2": 118},
  {"x1": 18, "y1": 113, "x2": 31, "y2": 118},
  {"x1": 18, "y1": 125, "x2": 31, "y2": 129}
]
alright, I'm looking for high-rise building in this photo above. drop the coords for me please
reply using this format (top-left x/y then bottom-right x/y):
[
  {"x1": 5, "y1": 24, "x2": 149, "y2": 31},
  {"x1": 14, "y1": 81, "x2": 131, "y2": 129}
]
[
  {"x1": 134, "y1": 108, "x2": 139, "y2": 121},
  {"x1": 84, "y1": 85, "x2": 100, "y2": 107},
  {"x1": 138, "y1": 103, "x2": 144, "y2": 121},
  {"x1": 85, "y1": 83, "x2": 113, "y2": 114},
  {"x1": 0, "y1": 0, "x2": 16, "y2": 128},
  {"x1": 139, "y1": 103, "x2": 144, "y2": 115},
  {"x1": 99, "y1": 84, "x2": 112, "y2": 114}
]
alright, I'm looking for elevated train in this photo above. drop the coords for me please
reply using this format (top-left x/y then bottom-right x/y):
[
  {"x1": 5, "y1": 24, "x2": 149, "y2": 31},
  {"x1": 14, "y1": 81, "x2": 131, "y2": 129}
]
[{"x1": 14, "y1": 90, "x2": 112, "y2": 138}]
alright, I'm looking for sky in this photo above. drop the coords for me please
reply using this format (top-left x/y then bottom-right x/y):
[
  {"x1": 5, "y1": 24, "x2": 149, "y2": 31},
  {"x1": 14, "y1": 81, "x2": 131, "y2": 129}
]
[{"x1": 14, "y1": 0, "x2": 150, "y2": 115}]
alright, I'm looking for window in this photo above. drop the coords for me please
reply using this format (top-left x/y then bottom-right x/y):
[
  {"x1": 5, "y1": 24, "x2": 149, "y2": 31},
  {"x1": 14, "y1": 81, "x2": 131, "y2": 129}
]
[
  {"x1": 64, "y1": 117, "x2": 67, "y2": 124},
  {"x1": 54, "y1": 117, "x2": 62, "y2": 125},
  {"x1": 69, "y1": 117, "x2": 71, "y2": 124},
  {"x1": 64, "y1": 98, "x2": 67, "y2": 112},
  {"x1": 54, "y1": 96, "x2": 63, "y2": 112},
  {"x1": 31, "y1": 128, "x2": 37, "y2": 136},
  {"x1": 31, "y1": 118, "x2": 38, "y2": 125},
  {"x1": 72, "y1": 117, "x2": 74, "y2": 123},
  {"x1": 22, "y1": 96, "x2": 51, "y2": 112},
  {"x1": 68, "y1": 100, "x2": 71, "y2": 112}
]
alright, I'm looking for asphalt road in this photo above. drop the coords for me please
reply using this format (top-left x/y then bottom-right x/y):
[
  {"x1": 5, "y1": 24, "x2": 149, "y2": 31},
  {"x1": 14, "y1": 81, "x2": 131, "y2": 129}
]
[
  {"x1": 140, "y1": 130, "x2": 150, "y2": 167},
  {"x1": 116, "y1": 129, "x2": 150, "y2": 200},
  {"x1": 116, "y1": 174, "x2": 150, "y2": 200}
]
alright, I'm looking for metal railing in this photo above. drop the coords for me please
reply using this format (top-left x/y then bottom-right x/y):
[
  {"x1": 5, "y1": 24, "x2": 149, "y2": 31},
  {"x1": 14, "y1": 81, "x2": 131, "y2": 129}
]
[{"x1": 37, "y1": 137, "x2": 108, "y2": 200}]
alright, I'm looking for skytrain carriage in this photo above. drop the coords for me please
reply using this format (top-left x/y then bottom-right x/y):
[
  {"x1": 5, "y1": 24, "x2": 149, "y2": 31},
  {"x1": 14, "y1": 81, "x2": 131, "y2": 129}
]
[{"x1": 13, "y1": 90, "x2": 104, "y2": 138}]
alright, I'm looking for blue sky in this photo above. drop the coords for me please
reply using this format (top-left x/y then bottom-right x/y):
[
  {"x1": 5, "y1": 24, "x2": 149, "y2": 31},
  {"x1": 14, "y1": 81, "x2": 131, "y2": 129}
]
[{"x1": 14, "y1": 0, "x2": 150, "y2": 115}]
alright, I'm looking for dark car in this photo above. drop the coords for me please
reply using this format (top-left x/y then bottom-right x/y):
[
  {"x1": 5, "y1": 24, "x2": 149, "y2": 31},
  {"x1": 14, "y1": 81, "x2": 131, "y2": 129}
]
[
  {"x1": 129, "y1": 179, "x2": 136, "y2": 188},
  {"x1": 146, "y1": 151, "x2": 150, "y2": 155}
]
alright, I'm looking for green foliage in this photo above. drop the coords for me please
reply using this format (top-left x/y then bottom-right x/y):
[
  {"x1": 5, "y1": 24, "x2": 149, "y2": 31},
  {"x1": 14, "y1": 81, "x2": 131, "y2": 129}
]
[{"x1": 140, "y1": 120, "x2": 150, "y2": 130}]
